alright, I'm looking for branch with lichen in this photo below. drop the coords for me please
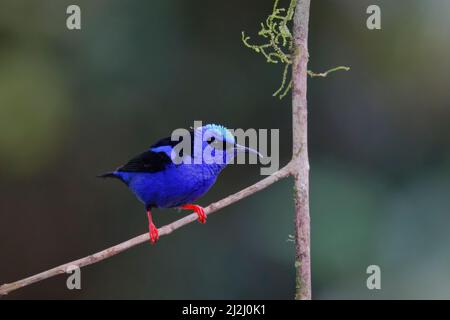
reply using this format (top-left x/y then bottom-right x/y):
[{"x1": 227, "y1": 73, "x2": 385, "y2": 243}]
[
  {"x1": 242, "y1": 0, "x2": 350, "y2": 99},
  {"x1": 308, "y1": 66, "x2": 350, "y2": 77},
  {"x1": 242, "y1": 0, "x2": 296, "y2": 99}
]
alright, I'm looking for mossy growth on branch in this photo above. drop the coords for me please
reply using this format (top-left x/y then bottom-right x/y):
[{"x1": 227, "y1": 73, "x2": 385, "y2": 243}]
[
  {"x1": 242, "y1": 0, "x2": 296, "y2": 99},
  {"x1": 242, "y1": 0, "x2": 350, "y2": 99}
]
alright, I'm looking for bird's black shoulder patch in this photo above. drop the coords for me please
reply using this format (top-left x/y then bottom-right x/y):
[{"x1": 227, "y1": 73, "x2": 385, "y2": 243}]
[
  {"x1": 151, "y1": 130, "x2": 194, "y2": 148},
  {"x1": 151, "y1": 136, "x2": 179, "y2": 148},
  {"x1": 118, "y1": 150, "x2": 172, "y2": 173},
  {"x1": 151, "y1": 130, "x2": 195, "y2": 158}
]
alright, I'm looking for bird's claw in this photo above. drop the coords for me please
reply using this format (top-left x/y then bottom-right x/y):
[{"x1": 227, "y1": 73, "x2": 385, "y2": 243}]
[
  {"x1": 181, "y1": 204, "x2": 207, "y2": 224},
  {"x1": 196, "y1": 207, "x2": 207, "y2": 224},
  {"x1": 149, "y1": 222, "x2": 159, "y2": 244},
  {"x1": 147, "y1": 210, "x2": 159, "y2": 244}
]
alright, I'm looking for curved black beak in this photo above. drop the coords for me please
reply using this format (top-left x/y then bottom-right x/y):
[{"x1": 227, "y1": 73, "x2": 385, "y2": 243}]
[{"x1": 234, "y1": 143, "x2": 264, "y2": 159}]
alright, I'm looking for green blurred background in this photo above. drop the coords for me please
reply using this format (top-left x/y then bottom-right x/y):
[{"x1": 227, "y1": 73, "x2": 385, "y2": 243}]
[{"x1": 1, "y1": 0, "x2": 450, "y2": 299}]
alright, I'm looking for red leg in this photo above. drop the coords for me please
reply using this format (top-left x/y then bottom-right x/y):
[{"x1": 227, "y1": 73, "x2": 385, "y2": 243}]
[
  {"x1": 181, "y1": 204, "x2": 207, "y2": 224},
  {"x1": 147, "y1": 210, "x2": 159, "y2": 244}
]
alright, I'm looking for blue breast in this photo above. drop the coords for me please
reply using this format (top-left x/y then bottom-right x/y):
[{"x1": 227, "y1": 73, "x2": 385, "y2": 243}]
[{"x1": 116, "y1": 163, "x2": 221, "y2": 208}]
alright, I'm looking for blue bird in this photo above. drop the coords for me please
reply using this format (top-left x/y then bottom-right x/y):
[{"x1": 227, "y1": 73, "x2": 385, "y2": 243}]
[{"x1": 98, "y1": 124, "x2": 260, "y2": 244}]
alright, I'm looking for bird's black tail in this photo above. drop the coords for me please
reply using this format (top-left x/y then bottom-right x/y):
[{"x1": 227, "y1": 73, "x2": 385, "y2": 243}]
[
  {"x1": 97, "y1": 172, "x2": 117, "y2": 179},
  {"x1": 97, "y1": 171, "x2": 128, "y2": 186}
]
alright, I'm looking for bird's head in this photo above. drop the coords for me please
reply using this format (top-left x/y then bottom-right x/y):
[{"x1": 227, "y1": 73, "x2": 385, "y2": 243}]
[{"x1": 193, "y1": 124, "x2": 261, "y2": 169}]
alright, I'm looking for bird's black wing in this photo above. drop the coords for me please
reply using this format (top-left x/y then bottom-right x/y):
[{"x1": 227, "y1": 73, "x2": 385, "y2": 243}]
[
  {"x1": 151, "y1": 136, "x2": 180, "y2": 148},
  {"x1": 118, "y1": 150, "x2": 172, "y2": 173},
  {"x1": 151, "y1": 131, "x2": 195, "y2": 158},
  {"x1": 151, "y1": 130, "x2": 195, "y2": 149},
  {"x1": 119, "y1": 130, "x2": 195, "y2": 173}
]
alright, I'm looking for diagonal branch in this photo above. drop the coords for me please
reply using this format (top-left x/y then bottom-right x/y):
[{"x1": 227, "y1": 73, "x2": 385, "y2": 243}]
[{"x1": 0, "y1": 164, "x2": 293, "y2": 296}]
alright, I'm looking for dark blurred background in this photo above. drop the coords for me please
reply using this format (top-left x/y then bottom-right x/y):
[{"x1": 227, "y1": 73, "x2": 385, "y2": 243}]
[{"x1": 1, "y1": 0, "x2": 450, "y2": 299}]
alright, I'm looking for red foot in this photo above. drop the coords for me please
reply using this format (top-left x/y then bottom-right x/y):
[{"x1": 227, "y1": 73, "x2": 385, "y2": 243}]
[
  {"x1": 147, "y1": 210, "x2": 159, "y2": 244},
  {"x1": 181, "y1": 204, "x2": 207, "y2": 224}
]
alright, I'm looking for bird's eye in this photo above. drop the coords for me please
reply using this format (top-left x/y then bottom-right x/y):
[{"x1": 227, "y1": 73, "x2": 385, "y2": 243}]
[{"x1": 207, "y1": 137, "x2": 216, "y2": 144}]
